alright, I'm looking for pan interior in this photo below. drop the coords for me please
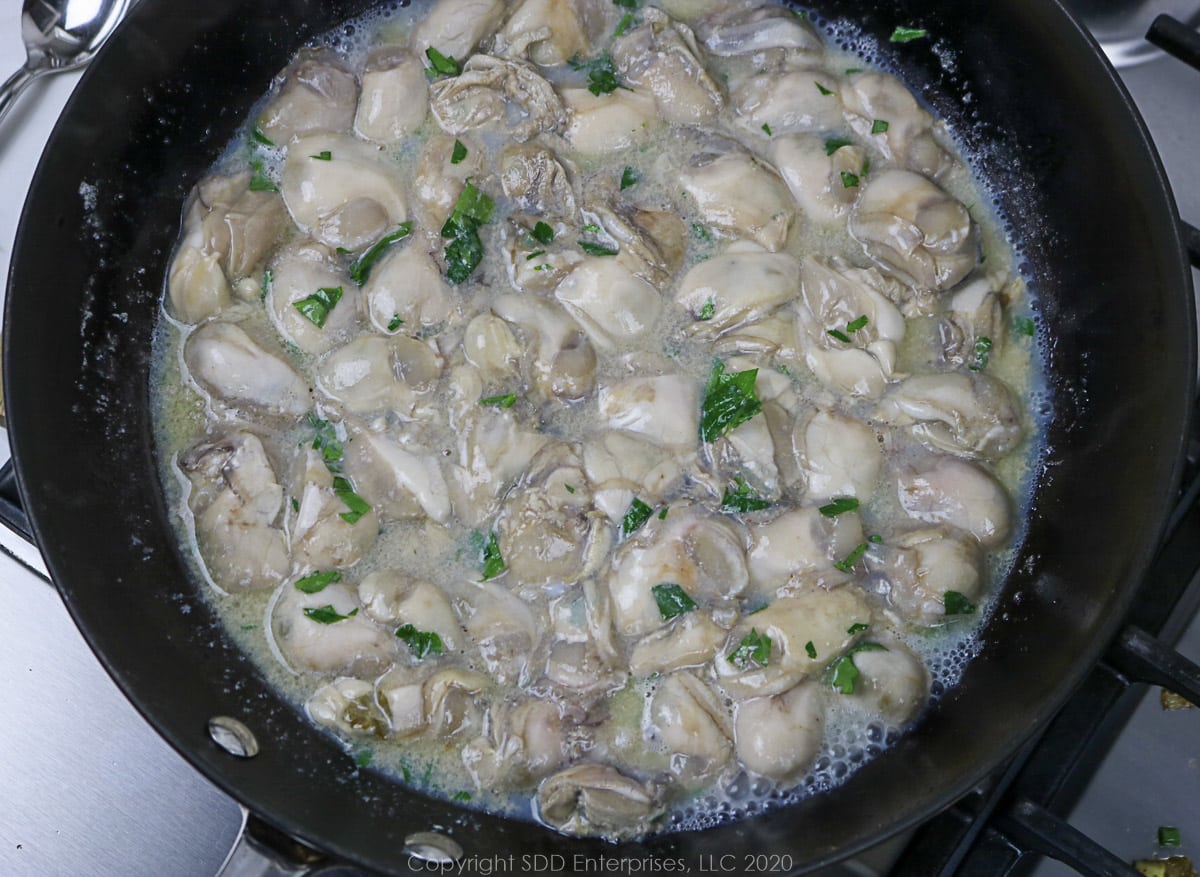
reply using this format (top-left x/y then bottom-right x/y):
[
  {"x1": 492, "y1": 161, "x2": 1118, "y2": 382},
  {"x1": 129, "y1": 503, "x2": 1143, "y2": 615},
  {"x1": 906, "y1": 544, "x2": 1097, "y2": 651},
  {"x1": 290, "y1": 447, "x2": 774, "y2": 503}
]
[{"x1": 3, "y1": 0, "x2": 1192, "y2": 872}]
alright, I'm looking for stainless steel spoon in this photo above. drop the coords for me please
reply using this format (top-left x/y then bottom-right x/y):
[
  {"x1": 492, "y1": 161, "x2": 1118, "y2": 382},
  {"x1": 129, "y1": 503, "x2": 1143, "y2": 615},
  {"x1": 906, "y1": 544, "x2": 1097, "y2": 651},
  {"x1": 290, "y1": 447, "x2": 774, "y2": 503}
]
[{"x1": 0, "y1": 0, "x2": 132, "y2": 128}]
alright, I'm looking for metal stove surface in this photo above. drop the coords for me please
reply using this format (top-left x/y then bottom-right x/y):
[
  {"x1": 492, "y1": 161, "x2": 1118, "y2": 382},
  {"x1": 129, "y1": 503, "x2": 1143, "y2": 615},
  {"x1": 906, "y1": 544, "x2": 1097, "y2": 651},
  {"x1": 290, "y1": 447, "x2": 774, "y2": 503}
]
[{"x1": 1, "y1": 9, "x2": 1198, "y2": 877}]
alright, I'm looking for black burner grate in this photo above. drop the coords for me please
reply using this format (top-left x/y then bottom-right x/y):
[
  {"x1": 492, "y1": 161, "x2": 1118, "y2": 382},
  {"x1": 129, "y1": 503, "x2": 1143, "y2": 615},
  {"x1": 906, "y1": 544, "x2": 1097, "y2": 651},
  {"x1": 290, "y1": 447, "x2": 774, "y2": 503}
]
[{"x1": 889, "y1": 19, "x2": 1200, "y2": 876}]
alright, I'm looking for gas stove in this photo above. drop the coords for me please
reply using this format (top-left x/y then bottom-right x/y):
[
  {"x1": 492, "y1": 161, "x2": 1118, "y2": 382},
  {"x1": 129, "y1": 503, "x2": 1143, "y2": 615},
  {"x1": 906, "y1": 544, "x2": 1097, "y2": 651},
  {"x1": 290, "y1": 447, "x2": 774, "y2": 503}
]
[{"x1": 1, "y1": 7, "x2": 1198, "y2": 877}]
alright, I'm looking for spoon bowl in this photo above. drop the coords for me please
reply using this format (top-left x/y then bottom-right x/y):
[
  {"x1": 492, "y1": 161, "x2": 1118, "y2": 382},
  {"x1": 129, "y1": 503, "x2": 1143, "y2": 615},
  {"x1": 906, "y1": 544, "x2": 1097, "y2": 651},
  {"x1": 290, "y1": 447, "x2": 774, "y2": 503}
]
[{"x1": 0, "y1": 0, "x2": 131, "y2": 127}]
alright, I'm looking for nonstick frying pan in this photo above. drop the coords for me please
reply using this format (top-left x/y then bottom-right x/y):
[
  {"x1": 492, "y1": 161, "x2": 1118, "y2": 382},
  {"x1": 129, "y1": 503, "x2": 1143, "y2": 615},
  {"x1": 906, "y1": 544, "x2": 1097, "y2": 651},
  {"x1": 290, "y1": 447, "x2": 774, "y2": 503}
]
[{"x1": 3, "y1": 0, "x2": 1195, "y2": 873}]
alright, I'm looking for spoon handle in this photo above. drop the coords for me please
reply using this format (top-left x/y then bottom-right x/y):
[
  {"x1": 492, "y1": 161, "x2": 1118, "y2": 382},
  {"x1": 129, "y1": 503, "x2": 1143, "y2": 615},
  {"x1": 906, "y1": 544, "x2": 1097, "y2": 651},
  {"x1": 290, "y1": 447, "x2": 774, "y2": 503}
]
[{"x1": 0, "y1": 66, "x2": 38, "y2": 128}]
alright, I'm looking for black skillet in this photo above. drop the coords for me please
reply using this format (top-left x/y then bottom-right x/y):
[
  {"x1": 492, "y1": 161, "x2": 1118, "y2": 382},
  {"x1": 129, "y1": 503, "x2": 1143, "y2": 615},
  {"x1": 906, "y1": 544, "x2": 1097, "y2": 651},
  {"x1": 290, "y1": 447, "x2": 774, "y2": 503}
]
[{"x1": 3, "y1": 0, "x2": 1194, "y2": 873}]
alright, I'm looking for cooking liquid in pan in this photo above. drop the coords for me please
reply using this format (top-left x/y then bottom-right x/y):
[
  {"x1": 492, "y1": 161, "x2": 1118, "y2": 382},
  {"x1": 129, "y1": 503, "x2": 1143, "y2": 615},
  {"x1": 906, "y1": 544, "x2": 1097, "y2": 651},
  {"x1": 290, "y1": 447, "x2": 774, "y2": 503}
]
[{"x1": 151, "y1": 0, "x2": 1045, "y2": 840}]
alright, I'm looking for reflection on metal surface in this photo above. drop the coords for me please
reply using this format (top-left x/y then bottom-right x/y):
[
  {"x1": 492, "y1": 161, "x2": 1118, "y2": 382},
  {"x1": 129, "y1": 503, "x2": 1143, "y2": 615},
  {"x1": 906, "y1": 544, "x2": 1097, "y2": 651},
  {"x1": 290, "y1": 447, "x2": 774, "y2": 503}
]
[
  {"x1": 208, "y1": 716, "x2": 262, "y2": 759},
  {"x1": 403, "y1": 831, "x2": 465, "y2": 864}
]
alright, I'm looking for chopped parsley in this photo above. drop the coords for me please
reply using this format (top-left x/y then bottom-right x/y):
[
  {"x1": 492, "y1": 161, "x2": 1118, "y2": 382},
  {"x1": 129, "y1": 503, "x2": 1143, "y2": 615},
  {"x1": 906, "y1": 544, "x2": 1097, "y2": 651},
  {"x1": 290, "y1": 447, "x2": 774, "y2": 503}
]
[
  {"x1": 579, "y1": 240, "x2": 618, "y2": 256},
  {"x1": 441, "y1": 183, "x2": 495, "y2": 284},
  {"x1": 652, "y1": 583, "x2": 698, "y2": 620},
  {"x1": 700, "y1": 360, "x2": 763, "y2": 443},
  {"x1": 868, "y1": 534, "x2": 883, "y2": 543},
  {"x1": 819, "y1": 497, "x2": 860, "y2": 518},
  {"x1": 531, "y1": 221, "x2": 555, "y2": 245},
  {"x1": 1158, "y1": 827, "x2": 1182, "y2": 848},
  {"x1": 248, "y1": 157, "x2": 278, "y2": 192},
  {"x1": 569, "y1": 53, "x2": 623, "y2": 96},
  {"x1": 291, "y1": 497, "x2": 300, "y2": 512},
  {"x1": 260, "y1": 268, "x2": 273, "y2": 301},
  {"x1": 761, "y1": 123, "x2": 773, "y2": 136},
  {"x1": 581, "y1": 223, "x2": 603, "y2": 233},
  {"x1": 722, "y1": 476, "x2": 771, "y2": 513},
  {"x1": 395, "y1": 623, "x2": 445, "y2": 659},
  {"x1": 729, "y1": 629, "x2": 772, "y2": 668},
  {"x1": 698, "y1": 298, "x2": 716, "y2": 321},
  {"x1": 387, "y1": 314, "x2": 404, "y2": 332},
  {"x1": 450, "y1": 139, "x2": 468, "y2": 164},
  {"x1": 847, "y1": 622, "x2": 870, "y2": 635},
  {"x1": 480, "y1": 531, "x2": 506, "y2": 581},
  {"x1": 833, "y1": 542, "x2": 870, "y2": 573},
  {"x1": 691, "y1": 223, "x2": 713, "y2": 242},
  {"x1": 829, "y1": 642, "x2": 889, "y2": 694},
  {"x1": 658, "y1": 507, "x2": 669, "y2": 520},
  {"x1": 355, "y1": 749, "x2": 373, "y2": 767},
  {"x1": 251, "y1": 127, "x2": 274, "y2": 146},
  {"x1": 824, "y1": 137, "x2": 854, "y2": 155},
  {"x1": 332, "y1": 476, "x2": 372, "y2": 525},
  {"x1": 890, "y1": 26, "x2": 928, "y2": 43},
  {"x1": 871, "y1": 119, "x2": 890, "y2": 135},
  {"x1": 969, "y1": 335, "x2": 993, "y2": 371},
  {"x1": 621, "y1": 498, "x2": 654, "y2": 537},
  {"x1": 303, "y1": 605, "x2": 359, "y2": 624},
  {"x1": 310, "y1": 150, "x2": 332, "y2": 161},
  {"x1": 805, "y1": 641, "x2": 818, "y2": 659},
  {"x1": 350, "y1": 222, "x2": 414, "y2": 286},
  {"x1": 479, "y1": 393, "x2": 517, "y2": 409},
  {"x1": 620, "y1": 166, "x2": 639, "y2": 190},
  {"x1": 451, "y1": 791, "x2": 472, "y2": 802},
  {"x1": 425, "y1": 46, "x2": 461, "y2": 76},
  {"x1": 294, "y1": 571, "x2": 341, "y2": 594},
  {"x1": 526, "y1": 250, "x2": 546, "y2": 261},
  {"x1": 943, "y1": 590, "x2": 977, "y2": 616},
  {"x1": 614, "y1": 11, "x2": 635, "y2": 37},
  {"x1": 815, "y1": 81, "x2": 833, "y2": 96},
  {"x1": 294, "y1": 286, "x2": 343, "y2": 328},
  {"x1": 564, "y1": 484, "x2": 576, "y2": 494},
  {"x1": 827, "y1": 328, "x2": 852, "y2": 343},
  {"x1": 840, "y1": 170, "x2": 861, "y2": 188},
  {"x1": 846, "y1": 314, "x2": 869, "y2": 333},
  {"x1": 1013, "y1": 316, "x2": 1036, "y2": 337},
  {"x1": 307, "y1": 414, "x2": 344, "y2": 471}
]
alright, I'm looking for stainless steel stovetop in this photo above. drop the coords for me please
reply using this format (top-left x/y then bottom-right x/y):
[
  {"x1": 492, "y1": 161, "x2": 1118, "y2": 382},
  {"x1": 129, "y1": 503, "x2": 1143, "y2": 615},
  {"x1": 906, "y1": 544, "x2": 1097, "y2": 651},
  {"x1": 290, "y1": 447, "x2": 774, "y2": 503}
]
[{"x1": 1, "y1": 8, "x2": 1198, "y2": 877}]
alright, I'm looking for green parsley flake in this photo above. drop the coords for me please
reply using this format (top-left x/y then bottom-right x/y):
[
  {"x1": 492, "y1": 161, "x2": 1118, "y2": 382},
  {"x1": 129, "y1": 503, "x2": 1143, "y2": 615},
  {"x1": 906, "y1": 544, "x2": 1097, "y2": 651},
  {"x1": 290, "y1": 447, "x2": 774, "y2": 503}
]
[
  {"x1": 350, "y1": 222, "x2": 413, "y2": 286},
  {"x1": 722, "y1": 476, "x2": 771, "y2": 513},
  {"x1": 480, "y1": 531, "x2": 506, "y2": 581},
  {"x1": 569, "y1": 53, "x2": 623, "y2": 96},
  {"x1": 621, "y1": 498, "x2": 654, "y2": 537},
  {"x1": 581, "y1": 223, "x2": 602, "y2": 233},
  {"x1": 387, "y1": 314, "x2": 404, "y2": 332},
  {"x1": 396, "y1": 623, "x2": 445, "y2": 659},
  {"x1": 426, "y1": 46, "x2": 461, "y2": 76},
  {"x1": 841, "y1": 170, "x2": 861, "y2": 188},
  {"x1": 891, "y1": 26, "x2": 928, "y2": 43},
  {"x1": 691, "y1": 223, "x2": 713, "y2": 242},
  {"x1": 579, "y1": 240, "x2": 619, "y2": 256},
  {"x1": 847, "y1": 622, "x2": 870, "y2": 635},
  {"x1": 614, "y1": 11, "x2": 635, "y2": 37},
  {"x1": 824, "y1": 137, "x2": 854, "y2": 155},
  {"x1": 815, "y1": 81, "x2": 833, "y2": 96},
  {"x1": 729, "y1": 629, "x2": 772, "y2": 668},
  {"x1": 1013, "y1": 316, "x2": 1036, "y2": 337},
  {"x1": 307, "y1": 413, "x2": 344, "y2": 471},
  {"x1": 260, "y1": 268, "x2": 273, "y2": 301},
  {"x1": 532, "y1": 220, "x2": 555, "y2": 245},
  {"x1": 451, "y1": 791, "x2": 472, "y2": 802},
  {"x1": 819, "y1": 497, "x2": 860, "y2": 517},
  {"x1": 332, "y1": 476, "x2": 372, "y2": 525},
  {"x1": 943, "y1": 590, "x2": 977, "y2": 616},
  {"x1": 868, "y1": 534, "x2": 883, "y2": 543},
  {"x1": 652, "y1": 583, "x2": 698, "y2": 620},
  {"x1": 479, "y1": 393, "x2": 517, "y2": 409},
  {"x1": 251, "y1": 127, "x2": 274, "y2": 146},
  {"x1": 969, "y1": 336, "x2": 994, "y2": 371},
  {"x1": 700, "y1": 360, "x2": 763, "y2": 443},
  {"x1": 805, "y1": 641, "x2": 817, "y2": 660},
  {"x1": 658, "y1": 507, "x2": 669, "y2": 520},
  {"x1": 846, "y1": 314, "x2": 869, "y2": 333},
  {"x1": 248, "y1": 157, "x2": 278, "y2": 192},
  {"x1": 526, "y1": 250, "x2": 546, "y2": 261},
  {"x1": 303, "y1": 605, "x2": 359, "y2": 624},
  {"x1": 761, "y1": 122, "x2": 773, "y2": 136},
  {"x1": 871, "y1": 119, "x2": 890, "y2": 135},
  {"x1": 833, "y1": 542, "x2": 869, "y2": 573},
  {"x1": 620, "y1": 166, "x2": 639, "y2": 190},
  {"x1": 355, "y1": 749, "x2": 373, "y2": 767},
  {"x1": 1158, "y1": 827, "x2": 1182, "y2": 848},
  {"x1": 564, "y1": 484, "x2": 576, "y2": 494},
  {"x1": 310, "y1": 150, "x2": 332, "y2": 161},
  {"x1": 698, "y1": 298, "x2": 716, "y2": 321},
  {"x1": 441, "y1": 183, "x2": 496, "y2": 284},
  {"x1": 450, "y1": 139, "x2": 468, "y2": 164},
  {"x1": 827, "y1": 328, "x2": 852, "y2": 343},
  {"x1": 294, "y1": 571, "x2": 342, "y2": 594},
  {"x1": 829, "y1": 642, "x2": 889, "y2": 694},
  {"x1": 294, "y1": 286, "x2": 343, "y2": 328}
]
